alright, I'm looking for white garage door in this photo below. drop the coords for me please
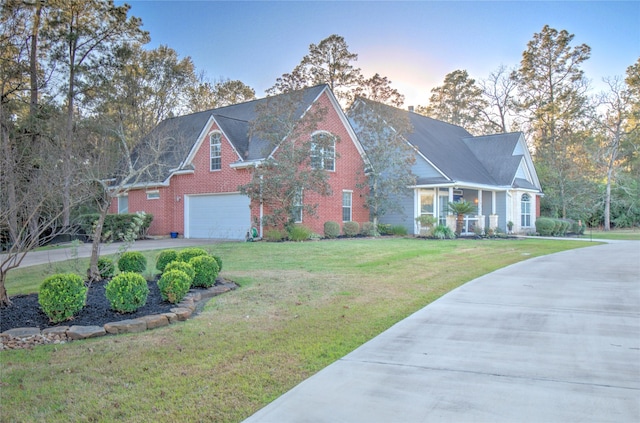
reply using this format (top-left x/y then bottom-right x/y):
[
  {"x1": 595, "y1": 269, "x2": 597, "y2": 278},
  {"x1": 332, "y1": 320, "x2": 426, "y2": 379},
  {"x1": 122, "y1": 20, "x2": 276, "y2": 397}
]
[{"x1": 186, "y1": 193, "x2": 250, "y2": 240}]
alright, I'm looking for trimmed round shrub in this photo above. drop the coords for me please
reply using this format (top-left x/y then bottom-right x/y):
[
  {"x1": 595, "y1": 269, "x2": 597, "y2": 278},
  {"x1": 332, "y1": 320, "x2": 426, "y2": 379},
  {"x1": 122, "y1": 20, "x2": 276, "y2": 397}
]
[
  {"x1": 156, "y1": 249, "x2": 178, "y2": 272},
  {"x1": 189, "y1": 255, "x2": 219, "y2": 288},
  {"x1": 361, "y1": 222, "x2": 378, "y2": 237},
  {"x1": 177, "y1": 247, "x2": 209, "y2": 263},
  {"x1": 324, "y1": 221, "x2": 340, "y2": 239},
  {"x1": 157, "y1": 270, "x2": 191, "y2": 304},
  {"x1": 97, "y1": 257, "x2": 115, "y2": 279},
  {"x1": 117, "y1": 251, "x2": 147, "y2": 273},
  {"x1": 105, "y1": 272, "x2": 149, "y2": 313},
  {"x1": 164, "y1": 260, "x2": 195, "y2": 285},
  {"x1": 38, "y1": 273, "x2": 87, "y2": 323},
  {"x1": 211, "y1": 255, "x2": 223, "y2": 272},
  {"x1": 343, "y1": 221, "x2": 360, "y2": 237},
  {"x1": 535, "y1": 217, "x2": 556, "y2": 236}
]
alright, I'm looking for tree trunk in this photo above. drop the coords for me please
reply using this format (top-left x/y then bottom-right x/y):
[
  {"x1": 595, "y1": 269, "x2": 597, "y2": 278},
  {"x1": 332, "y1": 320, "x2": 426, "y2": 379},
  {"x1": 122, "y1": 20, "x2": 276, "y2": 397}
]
[
  {"x1": 456, "y1": 214, "x2": 464, "y2": 235},
  {"x1": 604, "y1": 168, "x2": 613, "y2": 231},
  {"x1": 87, "y1": 199, "x2": 109, "y2": 284},
  {"x1": 0, "y1": 272, "x2": 11, "y2": 307}
]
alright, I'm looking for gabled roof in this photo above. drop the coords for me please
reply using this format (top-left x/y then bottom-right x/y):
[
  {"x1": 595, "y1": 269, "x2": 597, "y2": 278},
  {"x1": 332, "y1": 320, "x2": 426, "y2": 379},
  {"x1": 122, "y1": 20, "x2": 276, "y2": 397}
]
[
  {"x1": 348, "y1": 99, "x2": 542, "y2": 192},
  {"x1": 128, "y1": 85, "x2": 328, "y2": 186}
]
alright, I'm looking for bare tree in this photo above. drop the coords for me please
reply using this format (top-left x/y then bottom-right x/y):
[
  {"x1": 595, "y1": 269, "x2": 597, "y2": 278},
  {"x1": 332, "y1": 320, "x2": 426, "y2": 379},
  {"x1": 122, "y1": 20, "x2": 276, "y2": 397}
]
[{"x1": 479, "y1": 65, "x2": 519, "y2": 133}]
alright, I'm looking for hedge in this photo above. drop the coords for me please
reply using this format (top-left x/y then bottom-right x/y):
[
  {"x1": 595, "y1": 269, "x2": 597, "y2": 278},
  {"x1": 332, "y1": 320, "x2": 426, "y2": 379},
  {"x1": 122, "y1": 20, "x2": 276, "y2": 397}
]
[{"x1": 79, "y1": 213, "x2": 153, "y2": 242}]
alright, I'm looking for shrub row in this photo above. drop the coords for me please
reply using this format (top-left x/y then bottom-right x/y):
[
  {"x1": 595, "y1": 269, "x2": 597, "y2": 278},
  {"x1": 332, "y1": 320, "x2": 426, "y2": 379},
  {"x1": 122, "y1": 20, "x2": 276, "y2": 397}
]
[
  {"x1": 535, "y1": 217, "x2": 586, "y2": 236},
  {"x1": 78, "y1": 212, "x2": 153, "y2": 242},
  {"x1": 155, "y1": 248, "x2": 221, "y2": 303}
]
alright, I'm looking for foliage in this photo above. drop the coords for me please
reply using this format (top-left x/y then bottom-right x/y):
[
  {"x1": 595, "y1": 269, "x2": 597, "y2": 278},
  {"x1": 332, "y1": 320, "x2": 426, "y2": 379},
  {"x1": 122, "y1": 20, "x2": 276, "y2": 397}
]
[
  {"x1": 431, "y1": 225, "x2": 456, "y2": 240},
  {"x1": 189, "y1": 255, "x2": 220, "y2": 288},
  {"x1": 448, "y1": 200, "x2": 476, "y2": 235},
  {"x1": 164, "y1": 261, "x2": 195, "y2": 284},
  {"x1": 417, "y1": 69, "x2": 488, "y2": 134},
  {"x1": 360, "y1": 222, "x2": 378, "y2": 237},
  {"x1": 97, "y1": 257, "x2": 115, "y2": 279},
  {"x1": 156, "y1": 250, "x2": 178, "y2": 273},
  {"x1": 264, "y1": 229, "x2": 287, "y2": 242},
  {"x1": 79, "y1": 213, "x2": 153, "y2": 242},
  {"x1": 389, "y1": 225, "x2": 409, "y2": 236},
  {"x1": 157, "y1": 270, "x2": 191, "y2": 304},
  {"x1": 377, "y1": 224, "x2": 393, "y2": 235},
  {"x1": 238, "y1": 88, "x2": 334, "y2": 229},
  {"x1": 211, "y1": 255, "x2": 223, "y2": 273},
  {"x1": 324, "y1": 221, "x2": 341, "y2": 238},
  {"x1": 348, "y1": 98, "x2": 416, "y2": 225},
  {"x1": 117, "y1": 251, "x2": 147, "y2": 273},
  {"x1": 535, "y1": 217, "x2": 557, "y2": 236},
  {"x1": 288, "y1": 224, "x2": 313, "y2": 242},
  {"x1": 343, "y1": 221, "x2": 360, "y2": 237},
  {"x1": 38, "y1": 274, "x2": 87, "y2": 323},
  {"x1": 176, "y1": 248, "x2": 209, "y2": 263},
  {"x1": 105, "y1": 272, "x2": 149, "y2": 313}
]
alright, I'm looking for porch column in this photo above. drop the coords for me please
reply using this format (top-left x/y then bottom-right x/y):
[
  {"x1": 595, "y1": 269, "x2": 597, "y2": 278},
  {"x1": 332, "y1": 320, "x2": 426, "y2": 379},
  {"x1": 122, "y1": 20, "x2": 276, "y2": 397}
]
[{"x1": 477, "y1": 189, "x2": 484, "y2": 230}]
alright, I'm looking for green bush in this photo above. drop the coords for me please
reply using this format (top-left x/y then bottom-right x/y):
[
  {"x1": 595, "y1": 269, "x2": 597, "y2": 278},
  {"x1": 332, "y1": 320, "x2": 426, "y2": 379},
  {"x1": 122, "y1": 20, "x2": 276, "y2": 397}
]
[
  {"x1": 570, "y1": 220, "x2": 586, "y2": 235},
  {"x1": 264, "y1": 228, "x2": 286, "y2": 242},
  {"x1": 105, "y1": 272, "x2": 149, "y2": 313},
  {"x1": 79, "y1": 212, "x2": 153, "y2": 242},
  {"x1": 189, "y1": 255, "x2": 220, "y2": 288},
  {"x1": 156, "y1": 249, "x2": 178, "y2": 272},
  {"x1": 343, "y1": 221, "x2": 360, "y2": 237},
  {"x1": 389, "y1": 225, "x2": 408, "y2": 236},
  {"x1": 377, "y1": 223, "x2": 393, "y2": 235},
  {"x1": 535, "y1": 217, "x2": 556, "y2": 236},
  {"x1": 38, "y1": 273, "x2": 87, "y2": 323},
  {"x1": 157, "y1": 270, "x2": 191, "y2": 304},
  {"x1": 431, "y1": 225, "x2": 455, "y2": 239},
  {"x1": 164, "y1": 261, "x2": 195, "y2": 285},
  {"x1": 211, "y1": 255, "x2": 223, "y2": 272},
  {"x1": 361, "y1": 222, "x2": 378, "y2": 237},
  {"x1": 177, "y1": 247, "x2": 209, "y2": 263},
  {"x1": 118, "y1": 251, "x2": 147, "y2": 273},
  {"x1": 97, "y1": 257, "x2": 115, "y2": 279},
  {"x1": 288, "y1": 224, "x2": 312, "y2": 241},
  {"x1": 324, "y1": 221, "x2": 340, "y2": 238}
]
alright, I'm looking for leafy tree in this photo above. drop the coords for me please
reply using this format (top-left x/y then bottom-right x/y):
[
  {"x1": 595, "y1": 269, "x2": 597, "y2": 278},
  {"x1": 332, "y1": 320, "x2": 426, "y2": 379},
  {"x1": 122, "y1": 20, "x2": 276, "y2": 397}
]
[
  {"x1": 239, "y1": 89, "x2": 334, "y2": 230},
  {"x1": 417, "y1": 69, "x2": 488, "y2": 134},
  {"x1": 212, "y1": 79, "x2": 256, "y2": 107},
  {"x1": 354, "y1": 73, "x2": 405, "y2": 107},
  {"x1": 513, "y1": 25, "x2": 591, "y2": 219},
  {"x1": 348, "y1": 98, "x2": 415, "y2": 226}
]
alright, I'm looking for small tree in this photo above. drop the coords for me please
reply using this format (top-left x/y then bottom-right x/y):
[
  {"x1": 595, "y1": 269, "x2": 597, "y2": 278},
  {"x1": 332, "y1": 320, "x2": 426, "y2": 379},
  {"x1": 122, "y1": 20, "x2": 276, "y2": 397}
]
[{"x1": 448, "y1": 200, "x2": 476, "y2": 236}]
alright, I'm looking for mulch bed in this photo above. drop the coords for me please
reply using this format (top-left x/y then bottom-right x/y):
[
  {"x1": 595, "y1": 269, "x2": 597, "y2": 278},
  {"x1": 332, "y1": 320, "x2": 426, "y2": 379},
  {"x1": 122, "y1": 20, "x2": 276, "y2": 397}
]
[{"x1": 1, "y1": 280, "x2": 177, "y2": 333}]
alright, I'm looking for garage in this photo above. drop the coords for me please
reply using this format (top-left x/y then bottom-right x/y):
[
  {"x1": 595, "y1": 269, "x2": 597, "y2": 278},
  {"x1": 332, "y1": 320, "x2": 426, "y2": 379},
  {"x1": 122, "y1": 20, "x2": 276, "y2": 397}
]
[{"x1": 185, "y1": 193, "x2": 250, "y2": 240}]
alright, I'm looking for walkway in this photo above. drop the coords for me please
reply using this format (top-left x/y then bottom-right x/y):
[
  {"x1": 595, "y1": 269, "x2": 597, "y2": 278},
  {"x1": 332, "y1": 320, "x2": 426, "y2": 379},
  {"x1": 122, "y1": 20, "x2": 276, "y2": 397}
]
[{"x1": 244, "y1": 241, "x2": 640, "y2": 422}]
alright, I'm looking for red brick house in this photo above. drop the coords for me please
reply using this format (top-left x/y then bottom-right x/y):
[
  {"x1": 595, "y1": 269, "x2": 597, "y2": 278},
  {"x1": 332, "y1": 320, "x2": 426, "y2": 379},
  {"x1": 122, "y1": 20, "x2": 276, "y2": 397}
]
[{"x1": 109, "y1": 85, "x2": 369, "y2": 240}]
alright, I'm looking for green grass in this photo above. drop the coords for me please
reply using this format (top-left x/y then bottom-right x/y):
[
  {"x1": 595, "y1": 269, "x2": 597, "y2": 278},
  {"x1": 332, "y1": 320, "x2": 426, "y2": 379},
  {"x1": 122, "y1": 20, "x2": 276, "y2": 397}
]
[
  {"x1": 579, "y1": 228, "x2": 640, "y2": 241},
  {"x1": 1, "y1": 238, "x2": 593, "y2": 422}
]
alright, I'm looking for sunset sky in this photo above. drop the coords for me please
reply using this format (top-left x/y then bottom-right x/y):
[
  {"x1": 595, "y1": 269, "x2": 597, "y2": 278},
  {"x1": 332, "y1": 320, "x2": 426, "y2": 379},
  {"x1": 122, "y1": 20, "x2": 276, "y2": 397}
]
[{"x1": 120, "y1": 0, "x2": 640, "y2": 107}]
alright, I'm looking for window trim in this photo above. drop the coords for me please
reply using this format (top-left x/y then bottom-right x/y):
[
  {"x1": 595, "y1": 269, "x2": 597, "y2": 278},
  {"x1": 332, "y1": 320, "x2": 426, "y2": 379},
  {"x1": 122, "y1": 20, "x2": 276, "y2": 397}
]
[
  {"x1": 311, "y1": 131, "x2": 335, "y2": 171},
  {"x1": 521, "y1": 193, "x2": 531, "y2": 227},
  {"x1": 117, "y1": 195, "x2": 128, "y2": 214},
  {"x1": 210, "y1": 131, "x2": 222, "y2": 171},
  {"x1": 292, "y1": 188, "x2": 303, "y2": 223},
  {"x1": 342, "y1": 190, "x2": 353, "y2": 222},
  {"x1": 146, "y1": 190, "x2": 160, "y2": 200}
]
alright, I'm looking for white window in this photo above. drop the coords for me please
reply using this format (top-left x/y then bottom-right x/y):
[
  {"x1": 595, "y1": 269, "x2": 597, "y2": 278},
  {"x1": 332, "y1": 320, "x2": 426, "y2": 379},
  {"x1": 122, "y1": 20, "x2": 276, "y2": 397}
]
[
  {"x1": 311, "y1": 132, "x2": 335, "y2": 171},
  {"x1": 292, "y1": 189, "x2": 303, "y2": 223},
  {"x1": 521, "y1": 194, "x2": 531, "y2": 227},
  {"x1": 210, "y1": 132, "x2": 222, "y2": 171},
  {"x1": 146, "y1": 190, "x2": 160, "y2": 200},
  {"x1": 118, "y1": 195, "x2": 128, "y2": 214},
  {"x1": 342, "y1": 191, "x2": 352, "y2": 222}
]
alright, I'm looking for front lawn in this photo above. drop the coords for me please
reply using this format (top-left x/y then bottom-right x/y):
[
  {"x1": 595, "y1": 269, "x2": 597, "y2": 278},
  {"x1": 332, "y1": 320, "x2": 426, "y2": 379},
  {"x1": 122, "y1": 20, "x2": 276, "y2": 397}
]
[
  {"x1": 579, "y1": 228, "x2": 640, "y2": 241},
  {"x1": 0, "y1": 237, "x2": 592, "y2": 422}
]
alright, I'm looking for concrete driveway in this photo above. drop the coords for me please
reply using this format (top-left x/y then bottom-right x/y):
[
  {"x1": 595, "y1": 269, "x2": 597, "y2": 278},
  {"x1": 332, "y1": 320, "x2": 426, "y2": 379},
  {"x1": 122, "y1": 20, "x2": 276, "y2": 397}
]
[{"x1": 244, "y1": 241, "x2": 640, "y2": 423}]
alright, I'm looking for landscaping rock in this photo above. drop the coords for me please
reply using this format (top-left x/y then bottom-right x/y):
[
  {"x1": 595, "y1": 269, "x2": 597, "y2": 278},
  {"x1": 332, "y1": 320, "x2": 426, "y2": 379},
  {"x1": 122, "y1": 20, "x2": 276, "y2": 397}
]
[
  {"x1": 42, "y1": 326, "x2": 69, "y2": 336},
  {"x1": 140, "y1": 314, "x2": 169, "y2": 329},
  {"x1": 67, "y1": 325, "x2": 106, "y2": 340},
  {"x1": 2, "y1": 327, "x2": 41, "y2": 338},
  {"x1": 104, "y1": 319, "x2": 147, "y2": 334},
  {"x1": 170, "y1": 307, "x2": 192, "y2": 321},
  {"x1": 162, "y1": 312, "x2": 179, "y2": 323}
]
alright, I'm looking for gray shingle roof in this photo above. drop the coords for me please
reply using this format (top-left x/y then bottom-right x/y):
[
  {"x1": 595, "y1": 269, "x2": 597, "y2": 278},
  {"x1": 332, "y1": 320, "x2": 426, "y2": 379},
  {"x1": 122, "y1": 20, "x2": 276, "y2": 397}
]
[
  {"x1": 348, "y1": 99, "x2": 540, "y2": 190},
  {"x1": 129, "y1": 85, "x2": 327, "y2": 186}
]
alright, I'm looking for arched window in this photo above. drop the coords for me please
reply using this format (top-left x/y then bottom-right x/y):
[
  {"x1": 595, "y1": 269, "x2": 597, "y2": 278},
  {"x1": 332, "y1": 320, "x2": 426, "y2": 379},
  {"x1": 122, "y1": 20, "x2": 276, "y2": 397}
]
[
  {"x1": 521, "y1": 194, "x2": 531, "y2": 227},
  {"x1": 310, "y1": 132, "x2": 335, "y2": 171},
  {"x1": 210, "y1": 132, "x2": 222, "y2": 171}
]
